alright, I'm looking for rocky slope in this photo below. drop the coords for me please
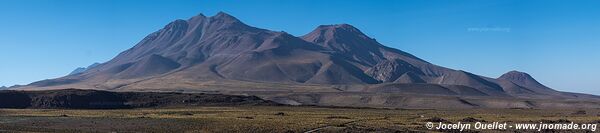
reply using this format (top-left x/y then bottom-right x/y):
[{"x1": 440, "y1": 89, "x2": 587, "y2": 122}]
[{"x1": 0, "y1": 89, "x2": 278, "y2": 109}]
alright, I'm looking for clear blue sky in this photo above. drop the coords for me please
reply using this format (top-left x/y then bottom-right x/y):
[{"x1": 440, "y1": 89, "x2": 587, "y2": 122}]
[{"x1": 1, "y1": 0, "x2": 599, "y2": 95}]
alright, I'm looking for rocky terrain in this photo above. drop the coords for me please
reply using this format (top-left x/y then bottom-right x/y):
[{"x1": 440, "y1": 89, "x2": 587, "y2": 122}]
[
  {"x1": 0, "y1": 106, "x2": 598, "y2": 132},
  {"x1": 0, "y1": 89, "x2": 278, "y2": 109}
]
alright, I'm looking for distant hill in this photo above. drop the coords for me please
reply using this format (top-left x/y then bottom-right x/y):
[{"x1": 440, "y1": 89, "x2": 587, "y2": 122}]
[
  {"x1": 15, "y1": 12, "x2": 600, "y2": 108},
  {"x1": 68, "y1": 63, "x2": 101, "y2": 75}
]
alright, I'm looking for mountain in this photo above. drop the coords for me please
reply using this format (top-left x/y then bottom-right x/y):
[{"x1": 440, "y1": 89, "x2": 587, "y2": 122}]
[
  {"x1": 69, "y1": 68, "x2": 86, "y2": 75},
  {"x1": 496, "y1": 71, "x2": 559, "y2": 97},
  {"x1": 498, "y1": 71, "x2": 552, "y2": 91},
  {"x1": 15, "y1": 12, "x2": 600, "y2": 108},
  {"x1": 0, "y1": 86, "x2": 7, "y2": 90},
  {"x1": 68, "y1": 63, "x2": 100, "y2": 75}
]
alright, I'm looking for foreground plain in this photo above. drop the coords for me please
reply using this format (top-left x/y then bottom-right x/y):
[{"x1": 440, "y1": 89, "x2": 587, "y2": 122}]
[{"x1": 0, "y1": 106, "x2": 598, "y2": 132}]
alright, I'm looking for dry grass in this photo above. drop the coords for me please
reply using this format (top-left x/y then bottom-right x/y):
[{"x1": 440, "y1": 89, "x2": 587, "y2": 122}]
[{"x1": 0, "y1": 106, "x2": 598, "y2": 132}]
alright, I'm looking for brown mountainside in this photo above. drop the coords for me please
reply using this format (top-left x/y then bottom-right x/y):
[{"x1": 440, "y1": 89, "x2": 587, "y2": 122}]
[{"x1": 16, "y1": 12, "x2": 599, "y2": 108}]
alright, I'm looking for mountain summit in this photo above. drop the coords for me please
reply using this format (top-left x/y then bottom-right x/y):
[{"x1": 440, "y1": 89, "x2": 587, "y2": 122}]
[
  {"x1": 303, "y1": 24, "x2": 379, "y2": 49},
  {"x1": 498, "y1": 71, "x2": 549, "y2": 89},
  {"x1": 16, "y1": 12, "x2": 598, "y2": 108},
  {"x1": 496, "y1": 71, "x2": 561, "y2": 97}
]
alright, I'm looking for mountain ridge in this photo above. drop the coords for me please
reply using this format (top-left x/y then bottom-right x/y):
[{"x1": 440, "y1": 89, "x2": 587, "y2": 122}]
[
  {"x1": 68, "y1": 63, "x2": 100, "y2": 76},
  {"x1": 13, "y1": 12, "x2": 599, "y2": 108}
]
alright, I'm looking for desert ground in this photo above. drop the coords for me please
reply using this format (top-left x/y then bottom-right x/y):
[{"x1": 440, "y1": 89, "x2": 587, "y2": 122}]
[{"x1": 0, "y1": 106, "x2": 598, "y2": 133}]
